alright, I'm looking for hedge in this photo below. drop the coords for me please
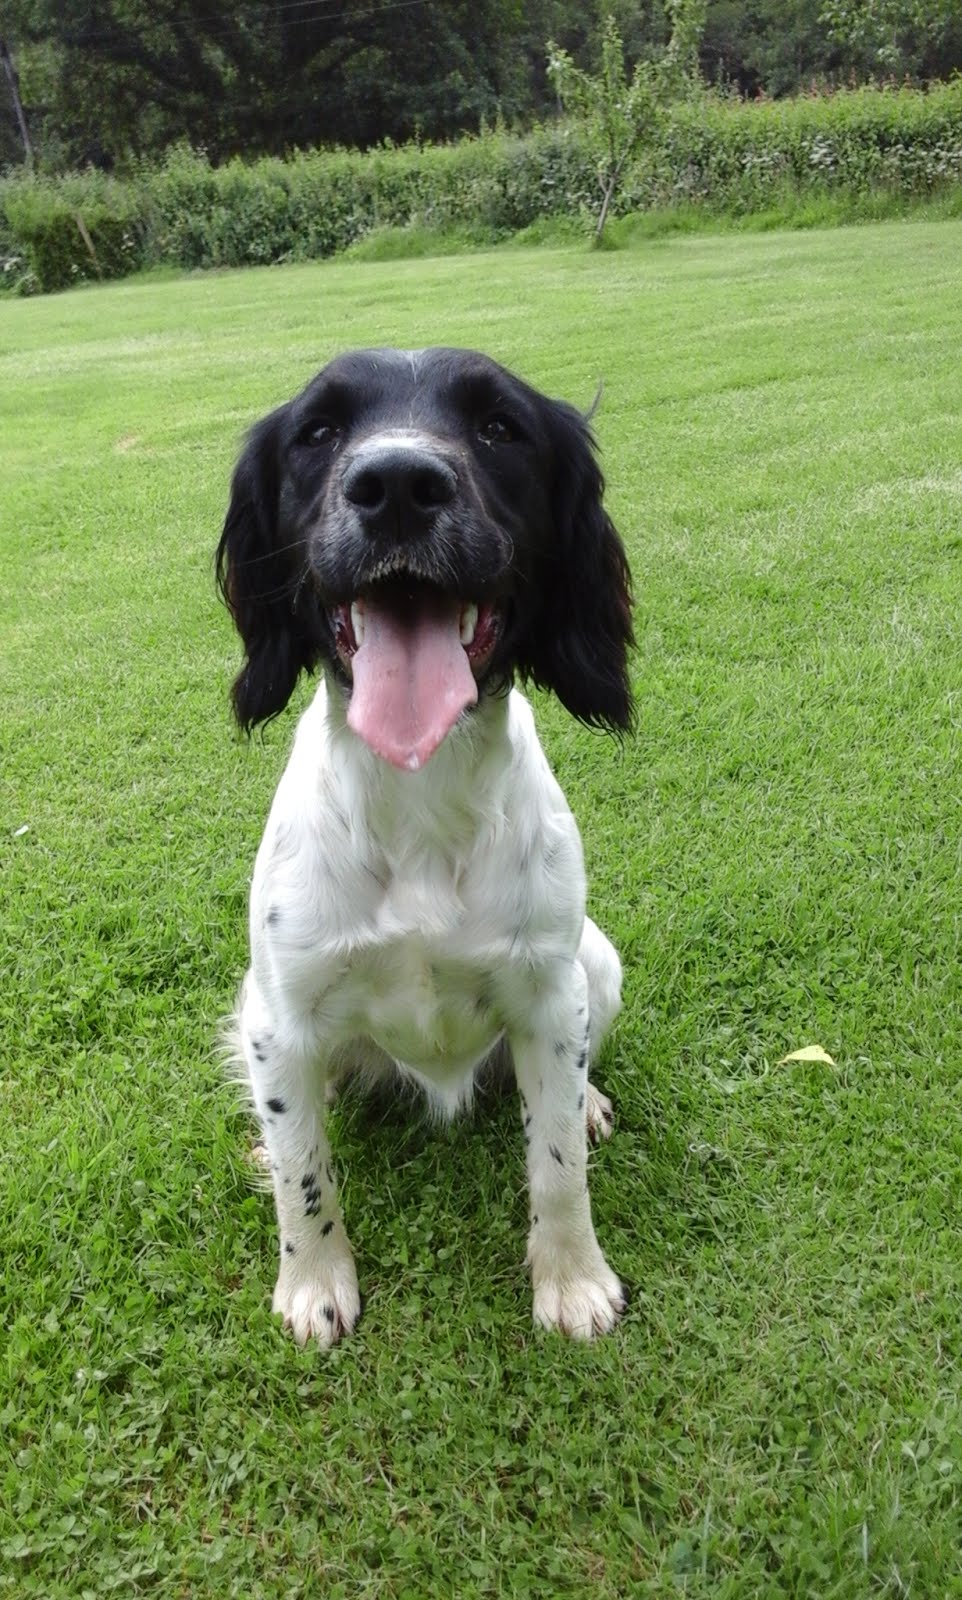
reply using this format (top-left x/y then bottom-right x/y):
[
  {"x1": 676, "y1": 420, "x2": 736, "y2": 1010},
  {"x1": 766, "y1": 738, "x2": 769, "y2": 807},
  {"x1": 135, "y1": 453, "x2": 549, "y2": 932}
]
[{"x1": 2, "y1": 79, "x2": 961, "y2": 293}]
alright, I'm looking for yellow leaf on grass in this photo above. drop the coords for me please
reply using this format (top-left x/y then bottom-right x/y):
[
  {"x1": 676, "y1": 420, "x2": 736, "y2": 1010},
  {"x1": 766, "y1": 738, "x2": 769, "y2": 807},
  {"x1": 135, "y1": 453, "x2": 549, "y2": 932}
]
[{"x1": 776, "y1": 1045, "x2": 836, "y2": 1066}]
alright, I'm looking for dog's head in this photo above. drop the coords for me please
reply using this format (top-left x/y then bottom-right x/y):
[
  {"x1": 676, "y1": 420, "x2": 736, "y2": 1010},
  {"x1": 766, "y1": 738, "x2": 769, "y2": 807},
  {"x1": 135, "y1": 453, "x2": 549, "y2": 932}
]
[{"x1": 217, "y1": 347, "x2": 633, "y2": 768}]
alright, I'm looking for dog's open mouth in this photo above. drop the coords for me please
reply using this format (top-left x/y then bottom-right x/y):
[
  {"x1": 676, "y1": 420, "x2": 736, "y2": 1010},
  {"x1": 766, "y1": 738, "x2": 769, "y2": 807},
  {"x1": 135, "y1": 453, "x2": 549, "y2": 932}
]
[{"x1": 331, "y1": 578, "x2": 502, "y2": 771}]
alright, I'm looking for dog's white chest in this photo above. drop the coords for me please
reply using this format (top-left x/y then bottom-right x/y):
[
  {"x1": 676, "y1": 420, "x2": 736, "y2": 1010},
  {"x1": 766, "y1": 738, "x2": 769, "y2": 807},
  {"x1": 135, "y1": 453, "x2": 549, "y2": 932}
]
[
  {"x1": 254, "y1": 685, "x2": 587, "y2": 1078},
  {"x1": 334, "y1": 938, "x2": 500, "y2": 1073}
]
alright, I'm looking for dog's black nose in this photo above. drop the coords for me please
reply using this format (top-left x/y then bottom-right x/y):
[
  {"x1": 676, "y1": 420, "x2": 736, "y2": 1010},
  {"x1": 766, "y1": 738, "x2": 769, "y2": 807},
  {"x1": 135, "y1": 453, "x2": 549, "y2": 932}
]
[{"x1": 342, "y1": 444, "x2": 457, "y2": 530}]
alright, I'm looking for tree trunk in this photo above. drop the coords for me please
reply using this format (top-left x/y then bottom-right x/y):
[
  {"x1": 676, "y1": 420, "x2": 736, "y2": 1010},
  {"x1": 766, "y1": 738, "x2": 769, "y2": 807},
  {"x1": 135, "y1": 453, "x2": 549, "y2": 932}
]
[
  {"x1": 594, "y1": 180, "x2": 617, "y2": 244},
  {"x1": 0, "y1": 39, "x2": 34, "y2": 167}
]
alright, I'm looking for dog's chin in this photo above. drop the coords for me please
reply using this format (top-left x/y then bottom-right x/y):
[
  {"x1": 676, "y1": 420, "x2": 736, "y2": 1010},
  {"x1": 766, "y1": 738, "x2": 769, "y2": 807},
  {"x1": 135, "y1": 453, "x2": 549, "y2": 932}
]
[{"x1": 324, "y1": 575, "x2": 504, "y2": 771}]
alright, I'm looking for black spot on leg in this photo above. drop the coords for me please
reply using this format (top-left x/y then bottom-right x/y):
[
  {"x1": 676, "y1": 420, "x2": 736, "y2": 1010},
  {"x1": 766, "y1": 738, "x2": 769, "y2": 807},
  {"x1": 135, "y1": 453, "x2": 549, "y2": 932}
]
[
  {"x1": 549, "y1": 1144, "x2": 564, "y2": 1166},
  {"x1": 284, "y1": 1242, "x2": 295, "y2": 1256},
  {"x1": 532, "y1": 1214, "x2": 539, "y2": 1225},
  {"x1": 267, "y1": 1097, "x2": 286, "y2": 1115},
  {"x1": 326, "y1": 1164, "x2": 334, "y2": 1185},
  {"x1": 266, "y1": 906, "x2": 281, "y2": 928},
  {"x1": 323, "y1": 1305, "x2": 336, "y2": 1325},
  {"x1": 576, "y1": 1048, "x2": 588, "y2": 1072},
  {"x1": 301, "y1": 1171, "x2": 322, "y2": 1217},
  {"x1": 577, "y1": 1092, "x2": 584, "y2": 1110},
  {"x1": 322, "y1": 1219, "x2": 334, "y2": 1237},
  {"x1": 553, "y1": 1041, "x2": 568, "y2": 1059},
  {"x1": 524, "y1": 1113, "x2": 532, "y2": 1128}
]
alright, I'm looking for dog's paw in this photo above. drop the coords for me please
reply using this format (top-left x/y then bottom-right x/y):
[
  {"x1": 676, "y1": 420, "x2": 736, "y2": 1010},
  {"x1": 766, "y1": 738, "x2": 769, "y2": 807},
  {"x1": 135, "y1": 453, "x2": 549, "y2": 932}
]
[
  {"x1": 272, "y1": 1242, "x2": 361, "y2": 1349},
  {"x1": 585, "y1": 1082, "x2": 614, "y2": 1144},
  {"x1": 531, "y1": 1253, "x2": 625, "y2": 1340}
]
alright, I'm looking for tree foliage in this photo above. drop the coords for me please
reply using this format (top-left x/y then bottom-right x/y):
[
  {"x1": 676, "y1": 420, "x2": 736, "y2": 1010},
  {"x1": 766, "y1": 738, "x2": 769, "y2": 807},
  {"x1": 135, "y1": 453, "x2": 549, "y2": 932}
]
[
  {"x1": 819, "y1": 0, "x2": 962, "y2": 80},
  {"x1": 700, "y1": 0, "x2": 843, "y2": 98},
  {"x1": 2, "y1": 0, "x2": 962, "y2": 172},
  {"x1": 3, "y1": 0, "x2": 585, "y2": 167},
  {"x1": 547, "y1": 4, "x2": 705, "y2": 241}
]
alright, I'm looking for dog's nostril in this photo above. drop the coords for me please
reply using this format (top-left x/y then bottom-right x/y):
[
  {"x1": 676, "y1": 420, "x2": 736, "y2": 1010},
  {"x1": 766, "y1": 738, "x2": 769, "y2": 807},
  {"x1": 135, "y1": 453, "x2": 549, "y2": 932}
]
[
  {"x1": 410, "y1": 467, "x2": 456, "y2": 510},
  {"x1": 344, "y1": 467, "x2": 385, "y2": 511},
  {"x1": 343, "y1": 447, "x2": 457, "y2": 521}
]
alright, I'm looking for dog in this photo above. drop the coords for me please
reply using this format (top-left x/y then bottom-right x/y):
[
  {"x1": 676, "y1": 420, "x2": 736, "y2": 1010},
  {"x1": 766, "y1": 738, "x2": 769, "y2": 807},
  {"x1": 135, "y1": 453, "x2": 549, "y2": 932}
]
[{"x1": 217, "y1": 347, "x2": 634, "y2": 1345}]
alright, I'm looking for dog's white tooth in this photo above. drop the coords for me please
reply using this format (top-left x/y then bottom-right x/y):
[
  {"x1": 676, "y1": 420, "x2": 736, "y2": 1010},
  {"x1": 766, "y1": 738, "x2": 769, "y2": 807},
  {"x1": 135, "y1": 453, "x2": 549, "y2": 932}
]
[
  {"x1": 460, "y1": 603, "x2": 478, "y2": 646},
  {"x1": 350, "y1": 602, "x2": 365, "y2": 646}
]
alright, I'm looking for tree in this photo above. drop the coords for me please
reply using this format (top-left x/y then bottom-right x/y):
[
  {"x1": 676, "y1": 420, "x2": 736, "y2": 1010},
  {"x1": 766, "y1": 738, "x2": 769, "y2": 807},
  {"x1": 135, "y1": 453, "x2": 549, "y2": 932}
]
[
  {"x1": 701, "y1": 0, "x2": 845, "y2": 98},
  {"x1": 547, "y1": 2, "x2": 705, "y2": 243},
  {"x1": 820, "y1": 0, "x2": 962, "y2": 80},
  {"x1": 3, "y1": 0, "x2": 586, "y2": 169}
]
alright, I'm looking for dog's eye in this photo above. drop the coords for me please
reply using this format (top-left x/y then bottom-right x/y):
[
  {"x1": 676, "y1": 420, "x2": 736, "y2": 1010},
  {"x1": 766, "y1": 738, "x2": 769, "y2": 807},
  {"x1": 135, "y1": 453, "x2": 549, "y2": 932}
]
[
  {"x1": 302, "y1": 419, "x2": 341, "y2": 447},
  {"x1": 477, "y1": 414, "x2": 518, "y2": 446}
]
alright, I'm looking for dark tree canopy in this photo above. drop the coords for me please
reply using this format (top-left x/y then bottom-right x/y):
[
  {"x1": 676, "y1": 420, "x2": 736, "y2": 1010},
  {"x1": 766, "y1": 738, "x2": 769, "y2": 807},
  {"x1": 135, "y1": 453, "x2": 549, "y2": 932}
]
[
  {"x1": 3, "y1": 0, "x2": 961, "y2": 170},
  {"x1": 4, "y1": 0, "x2": 589, "y2": 165}
]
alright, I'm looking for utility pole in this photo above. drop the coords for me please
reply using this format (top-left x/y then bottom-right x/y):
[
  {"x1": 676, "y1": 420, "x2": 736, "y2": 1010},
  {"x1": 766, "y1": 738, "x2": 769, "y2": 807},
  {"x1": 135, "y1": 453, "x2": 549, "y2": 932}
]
[{"x1": 0, "y1": 37, "x2": 34, "y2": 167}]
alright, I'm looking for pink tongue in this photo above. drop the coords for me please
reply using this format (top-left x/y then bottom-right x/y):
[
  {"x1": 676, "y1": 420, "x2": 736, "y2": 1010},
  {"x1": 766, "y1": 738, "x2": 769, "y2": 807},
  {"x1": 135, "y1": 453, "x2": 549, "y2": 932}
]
[{"x1": 347, "y1": 591, "x2": 478, "y2": 770}]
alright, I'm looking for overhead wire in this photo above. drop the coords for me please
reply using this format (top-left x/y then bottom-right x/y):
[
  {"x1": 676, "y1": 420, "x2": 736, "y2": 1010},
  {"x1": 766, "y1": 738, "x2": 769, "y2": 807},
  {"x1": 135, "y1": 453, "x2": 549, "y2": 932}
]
[{"x1": 61, "y1": 0, "x2": 442, "y2": 51}]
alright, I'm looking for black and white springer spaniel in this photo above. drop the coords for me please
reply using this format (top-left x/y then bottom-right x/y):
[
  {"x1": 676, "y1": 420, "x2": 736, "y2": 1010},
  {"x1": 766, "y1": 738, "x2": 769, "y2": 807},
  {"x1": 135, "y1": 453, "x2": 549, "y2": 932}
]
[{"x1": 217, "y1": 347, "x2": 634, "y2": 1345}]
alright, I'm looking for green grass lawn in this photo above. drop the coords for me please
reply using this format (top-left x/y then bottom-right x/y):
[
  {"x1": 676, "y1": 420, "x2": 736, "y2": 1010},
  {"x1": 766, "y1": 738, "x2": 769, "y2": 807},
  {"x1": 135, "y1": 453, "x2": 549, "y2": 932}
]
[{"x1": 2, "y1": 222, "x2": 962, "y2": 1597}]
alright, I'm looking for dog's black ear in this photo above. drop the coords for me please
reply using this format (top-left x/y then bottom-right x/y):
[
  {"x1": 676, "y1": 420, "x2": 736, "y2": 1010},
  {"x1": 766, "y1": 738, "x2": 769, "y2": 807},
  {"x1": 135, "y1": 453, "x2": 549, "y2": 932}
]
[
  {"x1": 521, "y1": 400, "x2": 634, "y2": 733},
  {"x1": 216, "y1": 408, "x2": 320, "y2": 729}
]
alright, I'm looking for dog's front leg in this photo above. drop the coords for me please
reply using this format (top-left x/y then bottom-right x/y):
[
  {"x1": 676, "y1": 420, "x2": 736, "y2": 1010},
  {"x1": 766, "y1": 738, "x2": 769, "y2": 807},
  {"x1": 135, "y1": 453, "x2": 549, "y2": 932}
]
[
  {"x1": 239, "y1": 980, "x2": 360, "y2": 1348},
  {"x1": 512, "y1": 962, "x2": 624, "y2": 1340}
]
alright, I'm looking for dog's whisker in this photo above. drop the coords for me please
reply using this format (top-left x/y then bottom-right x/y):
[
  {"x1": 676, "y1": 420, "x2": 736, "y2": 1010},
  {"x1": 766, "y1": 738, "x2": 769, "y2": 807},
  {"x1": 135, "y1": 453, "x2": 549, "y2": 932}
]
[{"x1": 233, "y1": 536, "x2": 308, "y2": 568}]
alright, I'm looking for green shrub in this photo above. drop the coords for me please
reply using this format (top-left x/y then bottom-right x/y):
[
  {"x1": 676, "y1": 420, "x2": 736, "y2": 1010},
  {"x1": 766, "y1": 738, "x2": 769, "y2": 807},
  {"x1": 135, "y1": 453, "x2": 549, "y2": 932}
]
[
  {"x1": 2, "y1": 172, "x2": 145, "y2": 292},
  {"x1": 652, "y1": 81, "x2": 962, "y2": 214},
  {"x1": 2, "y1": 79, "x2": 961, "y2": 293}
]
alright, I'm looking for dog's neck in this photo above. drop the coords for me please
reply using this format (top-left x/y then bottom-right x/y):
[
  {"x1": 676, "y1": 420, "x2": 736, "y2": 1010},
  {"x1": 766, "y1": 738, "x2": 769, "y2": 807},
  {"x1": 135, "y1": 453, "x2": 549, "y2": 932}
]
[{"x1": 319, "y1": 676, "x2": 516, "y2": 856}]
